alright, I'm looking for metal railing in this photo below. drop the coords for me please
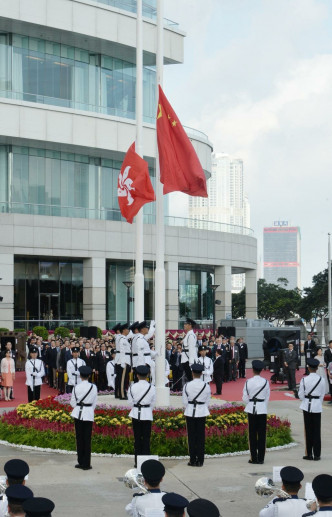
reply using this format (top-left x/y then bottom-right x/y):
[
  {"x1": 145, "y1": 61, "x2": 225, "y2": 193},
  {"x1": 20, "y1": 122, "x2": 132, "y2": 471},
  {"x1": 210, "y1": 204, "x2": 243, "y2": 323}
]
[
  {"x1": 91, "y1": 0, "x2": 179, "y2": 27},
  {"x1": 0, "y1": 202, "x2": 254, "y2": 236},
  {"x1": 13, "y1": 320, "x2": 85, "y2": 332}
]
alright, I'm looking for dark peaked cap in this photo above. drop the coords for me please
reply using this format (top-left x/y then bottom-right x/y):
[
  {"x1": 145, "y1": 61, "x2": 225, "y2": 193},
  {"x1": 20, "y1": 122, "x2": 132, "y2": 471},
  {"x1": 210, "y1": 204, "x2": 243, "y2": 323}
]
[
  {"x1": 5, "y1": 484, "x2": 34, "y2": 503},
  {"x1": 280, "y1": 466, "x2": 304, "y2": 484},
  {"x1": 4, "y1": 459, "x2": 29, "y2": 479},
  {"x1": 187, "y1": 498, "x2": 220, "y2": 517},
  {"x1": 141, "y1": 459, "x2": 165, "y2": 482},
  {"x1": 23, "y1": 497, "x2": 55, "y2": 516},
  {"x1": 312, "y1": 474, "x2": 332, "y2": 500},
  {"x1": 162, "y1": 492, "x2": 189, "y2": 513}
]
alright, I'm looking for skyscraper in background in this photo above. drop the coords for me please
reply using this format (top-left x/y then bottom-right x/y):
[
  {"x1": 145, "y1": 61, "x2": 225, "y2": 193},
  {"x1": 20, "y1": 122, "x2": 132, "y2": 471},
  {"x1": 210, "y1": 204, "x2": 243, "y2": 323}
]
[
  {"x1": 263, "y1": 222, "x2": 301, "y2": 289},
  {"x1": 189, "y1": 152, "x2": 251, "y2": 292}
]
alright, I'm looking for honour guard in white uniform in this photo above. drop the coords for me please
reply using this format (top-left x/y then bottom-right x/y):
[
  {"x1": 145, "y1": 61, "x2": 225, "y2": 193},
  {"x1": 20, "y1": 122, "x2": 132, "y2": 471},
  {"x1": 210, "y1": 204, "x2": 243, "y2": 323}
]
[
  {"x1": 187, "y1": 498, "x2": 220, "y2": 517},
  {"x1": 298, "y1": 358, "x2": 326, "y2": 461},
  {"x1": 113, "y1": 323, "x2": 123, "y2": 399},
  {"x1": 136, "y1": 322, "x2": 152, "y2": 368},
  {"x1": 70, "y1": 365, "x2": 98, "y2": 470},
  {"x1": 66, "y1": 347, "x2": 86, "y2": 393},
  {"x1": 304, "y1": 474, "x2": 332, "y2": 517},
  {"x1": 119, "y1": 323, "x2": 132, "y2": 399},
  {"x1": 181, "y1": 318, "x2": 198, "y2": 382},
  {"x1": 106, "y1": 348, "x2": 116, "y2": 390},
  {"x1": 259, "y1": 466, "x2": 308, "y2": 517},
  {"x1": 183, "y1": 363, "x2": 211, "y2": 467},
  {"x1": 128, "y1": 365, "x2": 156, "y2": 467},
  {"x1": 242, "y1": 360, "x2": 270, "y2": 464},
  {"x1": 25, "y1": 346, "x2": 45, "y2": 402},
  {"x1": 125, "y1": 460, "x2": 166, "y2": 517},
  {"x1": 196, "y1": 345, "x2": 213, "y2": 383}
]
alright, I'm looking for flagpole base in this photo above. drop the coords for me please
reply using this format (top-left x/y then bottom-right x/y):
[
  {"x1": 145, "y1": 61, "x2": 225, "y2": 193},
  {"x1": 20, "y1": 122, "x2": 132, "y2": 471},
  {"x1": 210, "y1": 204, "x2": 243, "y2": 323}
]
[{"x1": 155, "y1": 385, "x2": 170, "y2": 407}]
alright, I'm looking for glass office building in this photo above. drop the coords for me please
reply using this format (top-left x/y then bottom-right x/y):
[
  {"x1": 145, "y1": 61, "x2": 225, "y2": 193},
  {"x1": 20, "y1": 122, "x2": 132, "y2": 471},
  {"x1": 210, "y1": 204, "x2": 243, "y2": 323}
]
[
  {"x1": 263, "y1": 225, "x2": 301, "y2": 289},
  {"x1": 0, "y1": 0, "x2": 257, "y2": 331}
]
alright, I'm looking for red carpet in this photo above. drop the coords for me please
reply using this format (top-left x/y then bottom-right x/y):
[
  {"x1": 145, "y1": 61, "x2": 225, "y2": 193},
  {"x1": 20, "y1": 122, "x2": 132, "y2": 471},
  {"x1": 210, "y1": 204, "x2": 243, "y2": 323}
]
[
  {"x1": 210, "y1": 369, "x2": 310, "y2": 402},
  {"x1": 0, "y1": 371, "x2": 56, "y2": 408}
]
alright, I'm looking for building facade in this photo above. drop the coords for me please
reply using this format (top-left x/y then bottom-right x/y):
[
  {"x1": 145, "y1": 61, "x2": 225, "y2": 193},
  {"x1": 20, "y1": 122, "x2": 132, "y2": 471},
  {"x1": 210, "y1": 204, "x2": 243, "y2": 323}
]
[
  {"x1": 0, "y1": 0, "x2": 257, "y2": 331},
  {"x1": 189, "y1": 152, "x2": 251, "y2": 293},
  {"x1": 263, "y1": 223, "x2": 301, "y2": 289}
]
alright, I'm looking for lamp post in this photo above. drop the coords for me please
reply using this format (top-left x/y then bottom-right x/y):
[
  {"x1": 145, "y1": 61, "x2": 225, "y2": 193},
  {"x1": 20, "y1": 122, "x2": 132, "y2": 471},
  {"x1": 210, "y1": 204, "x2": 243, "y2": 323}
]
[
  {"x1": 321, "y1": 310, "x2": 326, "y2": 346},
  {"x1": 123, "y1": 281, "x2": 134, "y2": 324},
  {"x1": 211, "y1": 284, "x2": 220, "y2": 336}
]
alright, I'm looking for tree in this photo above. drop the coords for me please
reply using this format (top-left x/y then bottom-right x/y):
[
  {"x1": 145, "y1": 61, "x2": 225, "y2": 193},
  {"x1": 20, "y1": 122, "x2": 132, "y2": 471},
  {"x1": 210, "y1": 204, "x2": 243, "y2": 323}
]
[
  {"x1": 231, "y1": 279, "x2": 301, "y2": 324},
  {"x1": 297, "y1": 268, "x2": 329, "y2": 331}
]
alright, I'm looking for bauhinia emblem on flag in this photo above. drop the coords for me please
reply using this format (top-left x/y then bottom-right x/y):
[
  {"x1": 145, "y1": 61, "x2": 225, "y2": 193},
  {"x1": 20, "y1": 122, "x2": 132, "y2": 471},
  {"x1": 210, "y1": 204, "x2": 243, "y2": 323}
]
[
  {"x1": 117, "y1": 142, "x2": 155, "y2": 224},
  {"x1": 156, "y1": 85, "x2": 208, "y2": 198}
]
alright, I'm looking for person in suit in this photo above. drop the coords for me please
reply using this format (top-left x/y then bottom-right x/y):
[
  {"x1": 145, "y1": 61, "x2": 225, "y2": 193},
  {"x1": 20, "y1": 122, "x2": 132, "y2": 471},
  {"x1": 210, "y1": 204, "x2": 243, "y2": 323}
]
[
  {"x1": 222, "y1": 337, "x2": 230, "y2": 381},
  {"x1": 96, "y1": 343, "x2": 110, "y2": 392},
  {"x1": 228, "y1": 337, "x2": 239, "y2": 381},
  {"x1": 170, "y1": 344, "x2": 182, "y2": 392},
  {"x1": 324, "y1": 340, "x2": 332, "y2": 398},
  {"x1": 45, "y1": 341, "x2": 58, "y2": 389},
  {"x1": 237, "y1": 337, "x2": 248, "y2": 378},
  {"x1": 283, "y1": 342, "x2": 299, "y2": 396},
  {"x1": 213, "y1": 348, "x2": 224, "y2": 395},
  {"x1": 165, "y1": 342, "x2": 173, "y2": 363},
  {"x1": 304, "y1": 333, "x2": 317, "y2": 375}
]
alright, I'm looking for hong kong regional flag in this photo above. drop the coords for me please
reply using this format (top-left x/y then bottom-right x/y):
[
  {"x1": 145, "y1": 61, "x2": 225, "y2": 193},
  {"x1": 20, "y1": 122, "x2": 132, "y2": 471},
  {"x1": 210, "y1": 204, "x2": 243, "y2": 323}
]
[
  {"x1": 117, "y1": 143, "x2": 155, "y2": 224},
  {"x1": 156, "y1": 85, "x2": 208, "y2": 197}
]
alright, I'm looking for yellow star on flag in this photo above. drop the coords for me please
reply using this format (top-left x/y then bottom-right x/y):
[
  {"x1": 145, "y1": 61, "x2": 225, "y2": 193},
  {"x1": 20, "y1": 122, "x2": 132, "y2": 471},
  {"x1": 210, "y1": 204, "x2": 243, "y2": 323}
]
[{"x1": 172, "y1": 120, "x2": 177, "y2": 127}]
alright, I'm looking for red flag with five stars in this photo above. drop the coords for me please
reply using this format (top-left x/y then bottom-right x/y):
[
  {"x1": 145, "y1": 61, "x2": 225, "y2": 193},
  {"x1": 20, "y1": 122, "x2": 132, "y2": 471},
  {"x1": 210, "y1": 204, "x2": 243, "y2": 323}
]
[
  {"x1": 117, "y1": 143, "x2": 155, "y2": 224},
  {"x1": 156, "y1": 85, "x2": 208, "y2": 197}
]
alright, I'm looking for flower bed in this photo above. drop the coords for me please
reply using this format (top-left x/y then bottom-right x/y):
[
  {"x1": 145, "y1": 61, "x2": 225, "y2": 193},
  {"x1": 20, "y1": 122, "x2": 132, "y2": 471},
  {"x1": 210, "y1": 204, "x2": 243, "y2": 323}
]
[{"x1": 0, "y1": 397, "x2": 292, "y2": 456}]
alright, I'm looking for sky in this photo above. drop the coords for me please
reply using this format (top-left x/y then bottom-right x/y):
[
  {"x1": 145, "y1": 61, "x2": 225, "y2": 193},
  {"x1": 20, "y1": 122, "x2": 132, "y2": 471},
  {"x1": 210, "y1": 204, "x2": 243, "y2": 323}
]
[{"x1": 163, "y1": 0, "x2": 332, "y2": 288}]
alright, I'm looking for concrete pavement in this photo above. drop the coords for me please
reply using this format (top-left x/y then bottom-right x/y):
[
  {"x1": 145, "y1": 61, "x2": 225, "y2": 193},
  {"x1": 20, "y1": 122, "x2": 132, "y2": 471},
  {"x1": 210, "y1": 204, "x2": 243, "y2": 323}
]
[{"x1": 0, "y1": 397, "x2": 331, "y2": 516}]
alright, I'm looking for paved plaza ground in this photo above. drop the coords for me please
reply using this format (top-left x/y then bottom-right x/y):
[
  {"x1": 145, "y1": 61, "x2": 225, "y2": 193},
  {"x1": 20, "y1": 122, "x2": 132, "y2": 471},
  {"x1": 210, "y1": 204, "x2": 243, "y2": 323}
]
[{"x1": 0, "y1": 392, "x2": 331, "y2": 516}]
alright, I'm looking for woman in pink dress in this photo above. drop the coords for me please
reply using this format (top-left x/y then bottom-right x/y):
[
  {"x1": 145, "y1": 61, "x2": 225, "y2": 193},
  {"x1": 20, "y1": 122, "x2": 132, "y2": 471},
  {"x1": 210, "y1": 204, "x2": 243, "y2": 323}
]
[{"x1": 0, "y1": 350, "x2": 15, "y2": 401}]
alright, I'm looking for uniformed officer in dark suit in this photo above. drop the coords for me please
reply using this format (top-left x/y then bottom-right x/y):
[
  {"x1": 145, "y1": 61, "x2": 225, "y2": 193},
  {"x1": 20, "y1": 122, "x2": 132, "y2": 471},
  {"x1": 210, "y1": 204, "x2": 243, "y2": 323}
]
[
  {"x1": 283, "y1": 342, "x2": 298, "y2": 395},
  {"x1": 96, "y1": 343, "x2": 110, "y2": 391},
  {"x1": 213, "y1": 348, "x2": 224, "y2": 395},
  {"x1": 237, "y1": 337, "x2": 248, "y2": 378},
  {"x1": 304, "y1": 334, "x2": 317, "y2": 375}
]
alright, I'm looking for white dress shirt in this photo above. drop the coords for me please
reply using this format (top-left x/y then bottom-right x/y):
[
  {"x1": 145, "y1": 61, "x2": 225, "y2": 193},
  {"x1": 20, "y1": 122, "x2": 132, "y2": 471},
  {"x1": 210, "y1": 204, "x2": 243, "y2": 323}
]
[
  {"x1": 242, "y1": 375, "x2": 270, "y2": 415},
  {"x1": 106, "y1": 359, "x2": 116, "y2": 389},
  {"x1": 114, "y1": 333, "x2": 122, "y2": 365},
  {"x1": 70, "y1": 380, "x2": 98, "y2": 421},
  {"x1": 183, "y1": 378, "x2": 211, "y2": 417},
  {"x1": 298, "y1": 372, "x2": 326, "y2": 412},
  {"x1": 128, "y1": 380, "x2": 156, "y2": 421},
  {"x1": 136, "y1": 335, "x2": 152, "y2": 367},
  {"x1": 25, "y1": 359, "x2": 45, "y2": 390},
  {"x1": 181, "y1": 330, "x2": 197, "y2": 365},
  {"x1": 131, "y1": 334, "x2": 140, "y2": 368}
]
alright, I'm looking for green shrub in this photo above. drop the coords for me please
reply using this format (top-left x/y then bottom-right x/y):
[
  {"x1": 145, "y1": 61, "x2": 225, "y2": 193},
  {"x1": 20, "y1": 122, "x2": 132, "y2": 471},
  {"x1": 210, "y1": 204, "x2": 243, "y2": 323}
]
[
  {"x1": 32, "y1": 326, "x2": 49, "y2": 340},
  {"x1": 73, "y1": 327, "x2": 80, "y2": 338},
  {"x1": 54, "y1": 326, "x2": 70, "y2": 339},
  {"x1": 14, "y1": 328, "x2": 26, "y2": 333},
  {"x1": 97, "y1": 327, "x2": 103, "y2": 339},
  {"x1": 0, "y1": 328, "x2": 9, "y2": 333}
]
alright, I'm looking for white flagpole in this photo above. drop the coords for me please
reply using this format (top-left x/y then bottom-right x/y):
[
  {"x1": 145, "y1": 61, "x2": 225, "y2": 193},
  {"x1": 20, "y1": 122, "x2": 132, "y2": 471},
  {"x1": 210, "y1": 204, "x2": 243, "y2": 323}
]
[
  {"x1": 134, "y1": 0, "x2": 144, "y2": 322},
  {"x1": 155, "y1": 0, "x2": 169, "y2": 406},
  {"x1": 328, "y1": 233, "x2": 331, "y2": 341}
]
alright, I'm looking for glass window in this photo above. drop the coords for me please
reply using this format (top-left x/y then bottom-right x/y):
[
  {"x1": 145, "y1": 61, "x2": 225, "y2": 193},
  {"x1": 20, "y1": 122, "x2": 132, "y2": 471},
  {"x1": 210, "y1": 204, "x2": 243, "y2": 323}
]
[{"x1": 178, "y1": 265, "x2": 214, "y2": 325}]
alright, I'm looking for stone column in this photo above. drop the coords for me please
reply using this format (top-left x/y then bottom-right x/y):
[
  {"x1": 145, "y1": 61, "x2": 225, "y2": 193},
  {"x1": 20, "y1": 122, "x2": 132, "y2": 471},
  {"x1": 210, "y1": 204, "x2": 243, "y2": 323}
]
[
  {"x1": 0, "y1": 253, "x2": 14, "y2": 329},
  {"x1": 165, "y1": 261, "x2": 179, "y2": 329},
  {"x1": 83, "y1": 257, "x2": 106, "y2": 328},
  {"x1": 245, "y1": 269, "x2": 257, "y2": 319},
  {"x1": 214, "y1": 265, "x2": 232, "y2": 321}
]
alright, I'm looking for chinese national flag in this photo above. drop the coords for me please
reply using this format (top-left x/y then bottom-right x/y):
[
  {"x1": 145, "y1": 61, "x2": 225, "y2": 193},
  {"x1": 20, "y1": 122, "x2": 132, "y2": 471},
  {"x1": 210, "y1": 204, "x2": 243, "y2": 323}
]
[
  {"x1": 117, "y1": 143, "x2": 155, "y2": 224},
  {"x1": 156, "y1": 85, "x2": 208, "y2": 197}
]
